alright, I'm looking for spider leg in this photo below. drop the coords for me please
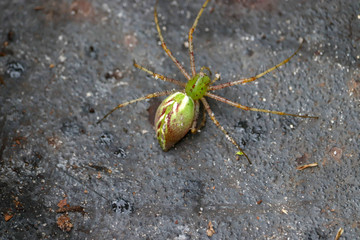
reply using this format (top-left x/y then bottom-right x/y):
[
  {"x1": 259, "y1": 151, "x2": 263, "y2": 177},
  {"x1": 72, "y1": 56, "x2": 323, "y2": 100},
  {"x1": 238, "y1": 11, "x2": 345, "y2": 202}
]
[
  {"x1": 206, "y1": 92, "x2": 318, "y2": 119},
  {"x1": 211, "y1": 73, "x2": 221, "y2": 84},
  {"x1": 209, "y1": 42, "x2": 303, "y2": 91},
  {"x1": 97, "y1": 90, "x2": 178, "y2": 124},
  {"x1": 191, "y1": 100, "x2": 200, "y2": 133},
  {"x1": 200, "y1": 66, "x2": 212, "y2": 77},
  {"x1": 134, "y1": 61, "x2": 186, "y2": 87},
  {"x1": 200, "y1": 97, "x2": 252, "y2": 164},
  {"x1": 154, "y1": 0, "x2": 191, "y2": 80},
  {"x1": 188, "y1": 0, "x2": 210, "y2": 77},
  {"x1": 198, "y1": 105, "x2": 207, "y2": 129},
  {"x1": 191, "y1": 100, "x2": 207, "y2": 134}
]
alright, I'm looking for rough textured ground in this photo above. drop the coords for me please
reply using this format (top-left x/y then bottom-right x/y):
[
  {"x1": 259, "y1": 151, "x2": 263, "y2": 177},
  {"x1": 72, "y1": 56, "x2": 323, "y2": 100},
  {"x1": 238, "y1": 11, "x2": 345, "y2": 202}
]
[{"x1": 0, "y1": 0, "x2": 359, "y2": 239}]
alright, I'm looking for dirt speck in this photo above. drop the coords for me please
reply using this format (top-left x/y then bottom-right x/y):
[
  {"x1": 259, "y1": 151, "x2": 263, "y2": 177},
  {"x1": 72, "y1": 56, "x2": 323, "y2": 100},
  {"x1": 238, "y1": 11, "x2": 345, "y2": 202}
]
[
  {"x1": 57, "y1": 214, "x2": 73, "y2": 232},
  {"x1": 124, "y1": 34, "x2": 138, "y2": 51},
  {"x1": 329, "y1": 147, "x2": 343, "y2": 162}
]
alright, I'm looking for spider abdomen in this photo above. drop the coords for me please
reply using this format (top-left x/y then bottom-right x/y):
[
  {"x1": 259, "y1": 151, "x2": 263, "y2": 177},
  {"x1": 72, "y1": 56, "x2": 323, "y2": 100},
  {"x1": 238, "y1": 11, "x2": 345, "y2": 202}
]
[{"x1": 154, "y1": 92, "x2": 195, "y2": 151}]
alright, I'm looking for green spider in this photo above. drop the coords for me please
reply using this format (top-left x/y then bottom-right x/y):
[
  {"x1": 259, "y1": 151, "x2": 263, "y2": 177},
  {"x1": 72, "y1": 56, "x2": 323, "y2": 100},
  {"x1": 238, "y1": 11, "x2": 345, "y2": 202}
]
[{"x1": 97, "y1": 0, "x2": 318, "y2": 164}]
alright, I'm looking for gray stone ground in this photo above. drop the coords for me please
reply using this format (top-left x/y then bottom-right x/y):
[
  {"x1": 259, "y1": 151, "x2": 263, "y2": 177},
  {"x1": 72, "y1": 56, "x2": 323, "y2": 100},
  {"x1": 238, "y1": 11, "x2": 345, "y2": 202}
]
[{"x1": 0, "y1": 0, "x2": 359, "y2": 239}]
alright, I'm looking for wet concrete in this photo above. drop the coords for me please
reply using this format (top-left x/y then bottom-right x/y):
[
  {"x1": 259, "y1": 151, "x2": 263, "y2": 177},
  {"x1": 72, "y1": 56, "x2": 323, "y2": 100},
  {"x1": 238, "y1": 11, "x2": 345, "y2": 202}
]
[{"x1": 0, "y1": 0, "x2": 359, "y2": 239}]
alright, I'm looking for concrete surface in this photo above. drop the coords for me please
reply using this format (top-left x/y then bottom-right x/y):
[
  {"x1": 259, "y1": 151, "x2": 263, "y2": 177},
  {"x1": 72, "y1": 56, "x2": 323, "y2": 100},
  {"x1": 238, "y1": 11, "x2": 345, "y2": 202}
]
[{"x1": 0, "y1": 0, "x2": 359, "y2": 239}]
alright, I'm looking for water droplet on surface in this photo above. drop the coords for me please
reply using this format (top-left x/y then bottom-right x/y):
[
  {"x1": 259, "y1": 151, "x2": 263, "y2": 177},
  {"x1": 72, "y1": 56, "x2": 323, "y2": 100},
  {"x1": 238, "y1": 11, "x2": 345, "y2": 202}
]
[
  {"x1": 111, "y1": 198, "x2": 134, "y2": 214},
  {"x1": 86, "y1": 45, "x2": 98, "y2": 59},
  {"x1": 97, "y1": 132, "x2": 114, "y2": 147},
  {"x1": 6, "y1": 61, "x2": 25, "y2": 78},
  {"x1": 114, "y1": 148, "x2": 127, "y2": 158},
  {"x1": 61, "y1": 118, "x2": 86, "y2": 136}
]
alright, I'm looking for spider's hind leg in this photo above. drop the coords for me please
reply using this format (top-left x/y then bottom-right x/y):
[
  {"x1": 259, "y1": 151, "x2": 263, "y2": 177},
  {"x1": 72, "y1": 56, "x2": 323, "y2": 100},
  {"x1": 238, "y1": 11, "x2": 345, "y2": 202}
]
[
  {"x1": 191, "y1": 100, "x2": 207, "y2": 134},
  {"x1": 200, "y1": 97, "x2": 252, "y2": 164}
]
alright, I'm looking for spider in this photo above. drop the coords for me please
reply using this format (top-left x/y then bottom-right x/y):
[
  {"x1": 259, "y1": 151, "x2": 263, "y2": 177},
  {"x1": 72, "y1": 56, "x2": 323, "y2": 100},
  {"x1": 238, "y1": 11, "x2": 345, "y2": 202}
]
[{"x1": 97, "y1": 0, "x2": 318, "y2": 164}]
